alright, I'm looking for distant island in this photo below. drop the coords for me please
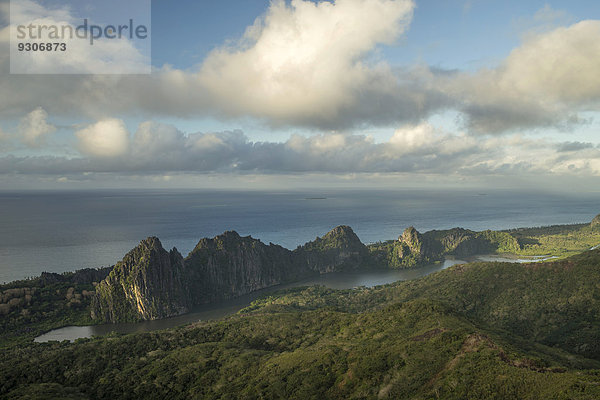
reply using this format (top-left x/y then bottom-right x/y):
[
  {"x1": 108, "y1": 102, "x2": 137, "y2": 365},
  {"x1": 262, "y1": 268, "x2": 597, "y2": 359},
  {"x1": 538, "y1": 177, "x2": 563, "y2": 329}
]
[{"x1": 1, "y1": 214, "x2": 600, "y2": 398}]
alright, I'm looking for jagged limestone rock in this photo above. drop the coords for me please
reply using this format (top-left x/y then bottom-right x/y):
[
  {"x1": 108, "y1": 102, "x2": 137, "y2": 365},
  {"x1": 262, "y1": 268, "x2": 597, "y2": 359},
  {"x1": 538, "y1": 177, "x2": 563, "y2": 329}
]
[
  {"x1": 92, "y1": 237, "x2": 189, "y2": 323},
  {"x1": 91, "y1": 223, "x2": 528, "y2": 323},
  {"x1": 184, "y1": 231, "x2": 311, "y2": 304},
  {"x1": 296, "y1": 225, "x2": 370, "y2": 273},
  {"x1": 92, "y1": 226, "x2": 372, "y2": 322}
]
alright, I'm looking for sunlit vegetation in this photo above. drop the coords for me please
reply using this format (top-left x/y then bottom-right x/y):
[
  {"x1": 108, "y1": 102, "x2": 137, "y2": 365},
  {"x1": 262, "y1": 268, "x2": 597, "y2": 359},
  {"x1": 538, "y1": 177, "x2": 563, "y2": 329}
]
[{"x1": 507, "y1": 224, "x2": 600, "y2": 258}]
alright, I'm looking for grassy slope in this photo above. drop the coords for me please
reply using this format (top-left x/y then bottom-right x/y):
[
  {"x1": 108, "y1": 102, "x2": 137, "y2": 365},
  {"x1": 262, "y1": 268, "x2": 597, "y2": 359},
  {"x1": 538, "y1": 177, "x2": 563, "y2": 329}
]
[
  {"x1": 506, "y1": 224, "x2": 600, "y2": 258},
  {"x1": 2, "y1": 250, "x2": 600, "y2": 399}
]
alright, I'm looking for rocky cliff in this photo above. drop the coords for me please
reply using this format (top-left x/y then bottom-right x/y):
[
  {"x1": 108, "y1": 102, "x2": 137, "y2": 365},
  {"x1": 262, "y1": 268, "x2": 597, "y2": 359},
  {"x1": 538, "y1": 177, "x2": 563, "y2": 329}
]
[
  {"x1": 295, "y1": 225, "x2": 371, "y2": 273},
  {"x1": 91, "y1": 224, "x2": 526, "y2": 323},
  {"x1": 92, "y1": 226, "x2": 371, "y2": 322},
  {"x1": 425, "y1": 228, "x2": 520, "y2": 256},
  {"x1": 92, "y1": 237, "x2": 189, "y2": 323},
  {"x1": 184, "y1": 231, "x2": 311, "y2": 304},
  {"x1": 368, "y1": 226, "x2": 522, "y2": 268}
]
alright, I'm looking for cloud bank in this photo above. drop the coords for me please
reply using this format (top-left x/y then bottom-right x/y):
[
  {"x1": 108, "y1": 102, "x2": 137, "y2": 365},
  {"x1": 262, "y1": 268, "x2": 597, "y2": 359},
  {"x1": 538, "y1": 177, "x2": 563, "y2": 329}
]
[
  {"x1": 0, "y1": 1, "x2": 599, "y2": 191},
  {"x1": 0, "y1": 0, "x2": 446, "y2": 129},
  {"x1": 1, "y1": 121, "x2": 599, "y2": 180}
]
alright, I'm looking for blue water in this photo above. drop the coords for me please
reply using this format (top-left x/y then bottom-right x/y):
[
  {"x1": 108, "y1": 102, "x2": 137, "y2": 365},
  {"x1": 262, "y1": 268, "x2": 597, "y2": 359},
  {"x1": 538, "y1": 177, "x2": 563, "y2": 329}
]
[{"x1": 1, "y1": 188, "x2": 599, "y2": 283}]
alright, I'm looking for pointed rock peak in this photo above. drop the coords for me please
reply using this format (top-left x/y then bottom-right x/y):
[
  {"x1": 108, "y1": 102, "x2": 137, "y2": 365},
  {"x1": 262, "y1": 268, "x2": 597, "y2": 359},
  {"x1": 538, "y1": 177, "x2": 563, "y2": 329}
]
[
  {"x1": 218, "y1": 230, "x2": 242, "y2": 240},
  {"x1": 138, "y1": 236, "x2": 164, "y2": 250},
  {"x1": 189, "y1": 230, "x2": 256, "y2": 255},
  {"x1": 591, "y1": 214, "x2": 600, "y2": 228},
  {"x1": 325, "y1": 225, "x2": 356, "y2": 238},
  {"x1": 322, "y1": 226, "x2": 363, "y2": 246},
  {"x1": 400, "y1": 226, "x2": 421, "y2": 241},
  {"x1": 119, "y1": 237, "x2": 168, "y2": 265},
  {"x1": 301, "y1": 225, "x2": 365, "y2": 252}
]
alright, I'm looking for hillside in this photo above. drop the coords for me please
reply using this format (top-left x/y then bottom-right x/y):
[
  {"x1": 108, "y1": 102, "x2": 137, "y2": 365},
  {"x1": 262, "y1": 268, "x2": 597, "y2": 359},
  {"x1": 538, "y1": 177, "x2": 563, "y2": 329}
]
[{"x1": 2, "y1": 248, "x2": 600, "y2": 398}]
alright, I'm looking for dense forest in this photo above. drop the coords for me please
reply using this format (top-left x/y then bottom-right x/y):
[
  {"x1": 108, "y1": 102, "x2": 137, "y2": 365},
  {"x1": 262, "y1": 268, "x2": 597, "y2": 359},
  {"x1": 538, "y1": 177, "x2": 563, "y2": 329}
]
[
  {"x1": 1, "y1": 218, "x2": 600, "y2": 398},
  {"x1": 1, "y1": 249, "x2": 600, "y2": 398}
]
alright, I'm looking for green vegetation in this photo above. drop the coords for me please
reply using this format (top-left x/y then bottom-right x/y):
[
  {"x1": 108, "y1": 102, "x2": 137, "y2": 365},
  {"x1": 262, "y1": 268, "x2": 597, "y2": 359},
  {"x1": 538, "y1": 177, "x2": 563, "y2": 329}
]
[
  {"x1": 3, "y1": 217, "x2": 600, "y2": 398},
  {"x1": 0, "y1": 268, "x2": 109, "y2": 347},
  {"x1": 506, "y1": 223, "x2": 600, "y2": 258},
  {"x1": 2, "y1": 249, "x2": 600, "y2": 398},
  {"x1": 369, "y1": 216, "x2": 600, "y2": 269},
  {"x1": 0, "y1": 280, "x2": 95, "y2": 347}
]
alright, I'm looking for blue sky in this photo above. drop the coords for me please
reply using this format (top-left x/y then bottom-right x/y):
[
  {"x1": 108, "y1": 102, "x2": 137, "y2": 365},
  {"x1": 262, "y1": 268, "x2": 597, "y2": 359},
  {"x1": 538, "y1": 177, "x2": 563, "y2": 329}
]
[
  {"x1": 0, "y1": 0, "x2": 599, "y2": 189},
  {"x1": 151, "y1": 0, "x2": 593, "y2": 70},
  {"x1": 147, "y1": 0, "x2": 600, "y2": 142}
]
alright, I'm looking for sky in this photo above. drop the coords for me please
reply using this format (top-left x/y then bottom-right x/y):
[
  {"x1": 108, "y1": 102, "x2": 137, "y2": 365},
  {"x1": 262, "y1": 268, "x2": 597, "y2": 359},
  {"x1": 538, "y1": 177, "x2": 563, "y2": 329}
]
[{"x1": 0, "y1": 0, "x2": 599, "y2": 190}]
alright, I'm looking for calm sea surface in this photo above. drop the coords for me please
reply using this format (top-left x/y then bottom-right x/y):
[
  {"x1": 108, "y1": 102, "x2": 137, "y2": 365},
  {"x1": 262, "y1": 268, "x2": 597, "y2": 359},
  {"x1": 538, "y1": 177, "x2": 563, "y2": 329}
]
[{"x1": 1, "y1": 188, "x2": 600, "y2": 283}]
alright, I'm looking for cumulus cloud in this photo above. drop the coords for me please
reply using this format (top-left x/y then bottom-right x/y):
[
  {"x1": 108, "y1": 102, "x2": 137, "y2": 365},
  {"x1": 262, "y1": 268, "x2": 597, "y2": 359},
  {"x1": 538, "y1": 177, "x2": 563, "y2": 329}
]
[
  {"x1": 0, "y1": 2, "x2": 598, "y2": 136},
  {"x1": 502, "y1": 21, "x2": 600, "y2": 104},
  {"x1": 75, "y1": 119, "x2": 130, "y2": 158},
  {"x1": 0, "y1": 0, "x2": 450, "y2": 129},
  {"x1": 198, "y1": 0, "x2": 415, "y2": 125},
  {"x1": 17, "y1": 107, "x2": 56, "y2": 147},
  {"x1": 450, "y1": 20, "x2": 600, "y2": 134}
]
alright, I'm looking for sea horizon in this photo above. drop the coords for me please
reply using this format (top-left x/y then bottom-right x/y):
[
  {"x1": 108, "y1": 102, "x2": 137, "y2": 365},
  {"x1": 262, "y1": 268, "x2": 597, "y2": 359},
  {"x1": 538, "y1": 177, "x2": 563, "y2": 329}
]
[{"x1": 1, "y1": 187, "x2": 599, "y2": 284}]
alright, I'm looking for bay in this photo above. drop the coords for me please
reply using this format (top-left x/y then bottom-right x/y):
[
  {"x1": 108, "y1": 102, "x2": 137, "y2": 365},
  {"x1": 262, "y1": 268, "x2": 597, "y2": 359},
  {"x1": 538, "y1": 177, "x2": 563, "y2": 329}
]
[{"x1": 34, "y1": 258, "x2": 464, "y2": 342}]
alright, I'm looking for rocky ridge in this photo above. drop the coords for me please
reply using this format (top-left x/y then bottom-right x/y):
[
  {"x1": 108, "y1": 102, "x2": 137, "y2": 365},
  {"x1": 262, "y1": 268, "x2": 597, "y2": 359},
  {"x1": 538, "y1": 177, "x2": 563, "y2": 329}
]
[
  {"x1": 92, "y1": 226, "x2": 369, "y2": 322},
  {"x1": 91, "y1": 217, "x2": 591, "y2": 323}
]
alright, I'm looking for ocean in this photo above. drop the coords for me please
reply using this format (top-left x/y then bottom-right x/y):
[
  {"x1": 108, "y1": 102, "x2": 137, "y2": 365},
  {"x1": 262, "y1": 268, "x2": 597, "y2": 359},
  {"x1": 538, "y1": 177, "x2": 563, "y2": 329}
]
[{"x1": 1, "y1": 188, "x2": 599, "y2": 283}]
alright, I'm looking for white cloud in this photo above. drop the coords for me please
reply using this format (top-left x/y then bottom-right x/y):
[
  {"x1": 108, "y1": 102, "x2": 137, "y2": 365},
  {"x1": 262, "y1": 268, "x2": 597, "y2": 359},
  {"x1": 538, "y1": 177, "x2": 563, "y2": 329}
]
[
  {"x1": 450, "y1": 20, "x2": 600, "y2": 134},
  {"x1": 390, "y1": 123, "x2": 436, "y2": 151},
  {"x1": 0, "y1": 3, "x2": 598, "y2": 136},
  {"x1": 0, "y1": 0, "x2": 428, "y2": 128},
  {"x1": 17, "y1": 107, "x2": 56, "y2": 147},
  {"x1": 1, "y1": 121, "x2": 600, "y2": 182},
  {"x1": 75, "y1": 118, "x2": 130, "y2": 158},
  {"x1": 502, "y1": 20, "x2": 600, "y2": 104},
  {"x1": 198, "y1": 0, "x2": 415, "y2": 125}
]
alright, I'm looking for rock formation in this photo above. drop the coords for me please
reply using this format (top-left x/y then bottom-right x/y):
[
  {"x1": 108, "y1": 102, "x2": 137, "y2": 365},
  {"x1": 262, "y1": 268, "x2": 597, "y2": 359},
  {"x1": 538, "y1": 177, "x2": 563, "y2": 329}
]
[
  {"x1": 91, "y1": 224, "x2": 525, "y2": 323},
  {"x1": 92, "y1": 237, "x2": 189, "y2": 323},
  {"x1": 92, "y1": 226, "x2": 370, "y2": 322},
  {"x1": 184, "y1": 231, "x2": 310, "y2": 304},
  {"x1": 295, "y1": 225, "x2": 370, "y2": 273}
]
